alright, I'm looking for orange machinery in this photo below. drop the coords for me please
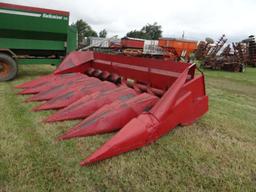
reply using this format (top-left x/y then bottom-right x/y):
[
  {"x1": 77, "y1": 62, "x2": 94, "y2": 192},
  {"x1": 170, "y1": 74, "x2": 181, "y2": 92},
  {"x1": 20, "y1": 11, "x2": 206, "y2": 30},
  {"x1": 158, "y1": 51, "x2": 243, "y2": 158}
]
[{"x1": 159, "y1": 38, "x2": 198, "y2": 60}]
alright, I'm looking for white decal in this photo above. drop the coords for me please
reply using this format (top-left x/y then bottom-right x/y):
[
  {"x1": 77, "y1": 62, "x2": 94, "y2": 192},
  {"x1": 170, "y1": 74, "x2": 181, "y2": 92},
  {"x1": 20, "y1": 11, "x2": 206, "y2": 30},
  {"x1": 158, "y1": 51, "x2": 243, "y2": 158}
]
[
  {"x1": 0, "y1": 9, "x2": 68, "y2": 20},
  {"x1": 42, "y1": 13, "x2": 62, "y2": 20},
  {"x1": 0, "y1": 9, "x2": 41, "y2": 17}
]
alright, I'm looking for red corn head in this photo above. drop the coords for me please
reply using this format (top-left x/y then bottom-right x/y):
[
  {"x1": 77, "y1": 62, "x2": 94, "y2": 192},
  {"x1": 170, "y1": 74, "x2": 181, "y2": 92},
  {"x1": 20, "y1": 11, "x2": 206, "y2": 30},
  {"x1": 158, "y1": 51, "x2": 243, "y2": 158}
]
[
  {"x1": 18, "y1": 51, "x2": 208, "y2": 166},
  {"x1": 81, "y1": 67, "x2": 208, "y2": 166},
  {"x1": 58, "y1": 93, "x2": 159, "y2": 140},
  {"x1": 26, "y1": 76, "x2": 99, "y2": 102},
  {"x1": 33, "y1": 81, "x2": 116, "y2": 111},
  {"x1": 45, "y1": 86, "x2": 137, "y2": 122},
  {"x1": 54, "y1": 51, "x2": 94, "y2": 74},
  {"x1": 18, "y1": 73, "x2": 85, "y2": 95},
  {"x1": 16, "y1": 73, "x2": 79, "y2": 90}
]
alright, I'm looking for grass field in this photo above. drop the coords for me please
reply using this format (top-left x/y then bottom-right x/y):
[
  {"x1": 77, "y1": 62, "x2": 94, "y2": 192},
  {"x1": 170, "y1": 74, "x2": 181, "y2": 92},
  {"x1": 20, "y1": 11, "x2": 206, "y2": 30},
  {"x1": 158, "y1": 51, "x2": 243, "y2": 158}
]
[{"x1": 1, "y1": 65, "x2": 256, "y2": 192}]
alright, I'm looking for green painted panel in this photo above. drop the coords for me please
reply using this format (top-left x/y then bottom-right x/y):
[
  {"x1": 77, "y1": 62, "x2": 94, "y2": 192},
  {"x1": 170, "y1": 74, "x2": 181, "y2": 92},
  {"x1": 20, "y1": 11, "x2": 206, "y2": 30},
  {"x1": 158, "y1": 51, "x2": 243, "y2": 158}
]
[
  {"x1": 0, "y1": 38, "x2": 65, "y2": 50},
  {"x1": 0, "y1": 29, "x2": 67, "y2": 41},
  {"x1": 0, "y1": 6, "x2": 77, "y2": 58},
  {"x1": 0, "y1": 13, "x2": 68, "y2": 34},
  {"x1": 67, "y1": 26, "x2": 78, "y2": 53}
]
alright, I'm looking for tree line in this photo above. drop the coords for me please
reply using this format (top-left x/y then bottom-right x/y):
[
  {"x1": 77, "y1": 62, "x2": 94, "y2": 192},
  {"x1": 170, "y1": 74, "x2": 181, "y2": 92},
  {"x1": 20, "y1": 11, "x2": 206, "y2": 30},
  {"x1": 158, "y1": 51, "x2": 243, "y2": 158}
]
[{"x1": 72, "y1": 19, "x2": 162, "y2": 47}]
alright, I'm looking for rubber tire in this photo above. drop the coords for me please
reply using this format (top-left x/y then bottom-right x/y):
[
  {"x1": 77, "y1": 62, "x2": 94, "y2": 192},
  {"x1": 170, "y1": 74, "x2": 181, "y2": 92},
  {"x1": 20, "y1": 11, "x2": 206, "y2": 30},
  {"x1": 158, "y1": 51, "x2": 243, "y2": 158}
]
[{"x1": 0, "y1": 53, "x2": 18, "y2": 81}]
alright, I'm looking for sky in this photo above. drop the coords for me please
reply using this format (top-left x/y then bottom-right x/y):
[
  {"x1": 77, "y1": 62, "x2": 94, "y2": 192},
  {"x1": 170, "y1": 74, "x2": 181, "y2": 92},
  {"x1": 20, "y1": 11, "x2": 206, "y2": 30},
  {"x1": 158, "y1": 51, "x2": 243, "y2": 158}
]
[{"x1": 2, "y1": 0, "x2": 256, "y2": 41}]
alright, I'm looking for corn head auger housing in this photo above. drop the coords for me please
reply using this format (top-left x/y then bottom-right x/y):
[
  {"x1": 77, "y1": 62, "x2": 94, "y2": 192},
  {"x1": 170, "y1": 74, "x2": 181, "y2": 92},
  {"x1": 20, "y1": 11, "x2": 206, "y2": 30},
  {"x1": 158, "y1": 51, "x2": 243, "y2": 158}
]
[{"x1": 16, "y1": 51, "x2": 208, "y2": 166}]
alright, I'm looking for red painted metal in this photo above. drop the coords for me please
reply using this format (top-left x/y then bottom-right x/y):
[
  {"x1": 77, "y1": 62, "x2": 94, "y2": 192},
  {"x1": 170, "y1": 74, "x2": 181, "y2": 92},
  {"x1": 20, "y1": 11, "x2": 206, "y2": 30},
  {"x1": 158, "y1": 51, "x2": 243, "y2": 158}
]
[
  {"x1": 54, "y1": 51, "x2": 94, "y2": 74},
  {"x1": 16, "y1": 51, "x2": 208, "y2": 166},
  {"x1": 33, "y1": 81, "x2": 116, "y2": 111},
  {"x1": 15, "y1": 73, "x2": 78, "y2": 89},
  {"x1": 121, "y1": 37, "x2": 145, "y2": 49},
  {"x1": 18, "y1": 73, "x2": 85, "y2": 95},
  {"x1": 55, "y1": 51, "x2": 191, "y2": 91},
  {"x1": 45, "y1": 86, "x2": 137, "y2": 122},
  {"x1": 80, "y1": 67, "x2": 208, "y2": 166},
  {"x1": 58, "y1": 93, "x2": 159, "y2": 140},
  {"x1": 0, "y1": 2, "x2": 69, "y2": 16},
  {"x1": 26, "y1": 76, "x2": 98, "y2": 102}
]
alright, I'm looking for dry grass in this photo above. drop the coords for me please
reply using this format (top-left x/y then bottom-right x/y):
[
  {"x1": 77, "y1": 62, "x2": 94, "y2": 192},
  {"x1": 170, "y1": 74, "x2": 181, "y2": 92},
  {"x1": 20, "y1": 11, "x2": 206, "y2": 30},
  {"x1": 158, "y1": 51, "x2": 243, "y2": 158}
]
[{"x1": 1, "y1": 65, "x2": 256, "y2": 191}]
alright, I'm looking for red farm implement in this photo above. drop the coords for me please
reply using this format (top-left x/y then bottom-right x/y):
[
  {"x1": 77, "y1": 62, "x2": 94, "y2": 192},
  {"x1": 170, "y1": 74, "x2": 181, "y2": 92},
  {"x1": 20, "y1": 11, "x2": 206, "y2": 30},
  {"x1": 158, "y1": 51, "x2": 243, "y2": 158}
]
[
  {"x1": 16, "y1": 51, "x2": 208, "y2": 166},
  {"x1": 119, "y1": 37, "x2": 198, "y2": 61}
]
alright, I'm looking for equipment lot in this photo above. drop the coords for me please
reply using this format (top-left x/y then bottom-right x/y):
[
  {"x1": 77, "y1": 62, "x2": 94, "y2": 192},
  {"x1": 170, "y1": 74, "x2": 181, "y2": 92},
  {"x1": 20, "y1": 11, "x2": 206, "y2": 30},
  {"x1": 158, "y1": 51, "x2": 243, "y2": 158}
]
[{"x1": 1, "y1": 65, "x2": 256, "y2": 191}]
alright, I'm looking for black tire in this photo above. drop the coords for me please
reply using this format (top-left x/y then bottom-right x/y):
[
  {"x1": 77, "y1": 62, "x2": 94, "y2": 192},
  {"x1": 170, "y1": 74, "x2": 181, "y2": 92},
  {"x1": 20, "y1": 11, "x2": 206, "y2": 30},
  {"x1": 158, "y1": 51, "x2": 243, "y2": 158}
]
[{"x1": 0, "y1": 53, "x2": 18, "y2": 81}]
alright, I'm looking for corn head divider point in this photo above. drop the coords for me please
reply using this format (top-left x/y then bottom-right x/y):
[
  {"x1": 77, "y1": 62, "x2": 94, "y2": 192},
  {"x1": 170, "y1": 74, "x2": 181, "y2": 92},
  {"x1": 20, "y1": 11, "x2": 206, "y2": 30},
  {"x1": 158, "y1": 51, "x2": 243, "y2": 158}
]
[{"x1": 16, "y1": 51, "x2": 208, "y2": 166}]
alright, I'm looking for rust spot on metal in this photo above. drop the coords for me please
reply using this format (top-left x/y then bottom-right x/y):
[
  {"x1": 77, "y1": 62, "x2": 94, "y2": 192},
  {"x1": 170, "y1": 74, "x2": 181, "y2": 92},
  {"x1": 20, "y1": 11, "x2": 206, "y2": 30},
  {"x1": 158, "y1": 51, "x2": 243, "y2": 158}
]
[{"x1": 0, "y1": 61, "x2": 10, "y2": 78}]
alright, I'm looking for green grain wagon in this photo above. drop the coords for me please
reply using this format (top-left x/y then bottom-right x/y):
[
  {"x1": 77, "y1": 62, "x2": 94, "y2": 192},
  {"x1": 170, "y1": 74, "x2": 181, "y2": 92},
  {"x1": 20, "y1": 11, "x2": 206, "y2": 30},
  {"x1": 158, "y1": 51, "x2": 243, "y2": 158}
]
[{"x1": 0, "y1": 2, "x2": 77, "y2": 81}]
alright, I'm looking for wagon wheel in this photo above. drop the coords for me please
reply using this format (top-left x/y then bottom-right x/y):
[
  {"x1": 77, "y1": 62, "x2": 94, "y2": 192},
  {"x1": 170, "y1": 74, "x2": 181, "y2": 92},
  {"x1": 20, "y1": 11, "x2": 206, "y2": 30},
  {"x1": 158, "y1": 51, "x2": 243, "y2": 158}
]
[{"x1": 0, "y1": 53, "x2": 18, "y2": 81}]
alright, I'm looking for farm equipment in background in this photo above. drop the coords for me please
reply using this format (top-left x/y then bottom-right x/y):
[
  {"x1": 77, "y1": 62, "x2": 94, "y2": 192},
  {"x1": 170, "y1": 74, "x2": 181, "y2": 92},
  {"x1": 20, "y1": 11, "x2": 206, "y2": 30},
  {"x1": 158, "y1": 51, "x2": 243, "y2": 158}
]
[
  {"x1": 81, "y1": 36, "x2": 120, "y2": 54},
  {"x1": 242, "y1": 35, "x2": 256, "y2": 67},
  {"x1": 194, "y1": 37, "x2": 214, "y2": 60},
  {"x1": 120, "y1": 37, "x2": 145, "y2": 56},
  {"x1": 121, "y1": 37, "x2": 198, "y2": 61},
  {"x1": 0, "y1": 3, "x2": 77, "y2": 81},
  {"x1": 86, "y1": 36, "x2": 198, "y2": 61},
  {"x1": 158, "y1": 38, "x2": 198, "y2": 61},
  {"x1": 16, "y1": 51, "x2": 208, "y2": 166},
  {"x1": 199, "y1": 35, "x2": 246, "y2": 72}
]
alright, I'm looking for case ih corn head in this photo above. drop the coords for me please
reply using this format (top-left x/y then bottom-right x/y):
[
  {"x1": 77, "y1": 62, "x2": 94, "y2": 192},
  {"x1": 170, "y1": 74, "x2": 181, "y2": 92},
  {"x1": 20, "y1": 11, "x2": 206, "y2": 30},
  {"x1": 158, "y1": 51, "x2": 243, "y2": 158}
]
[{"x1": 16, "y1": 51, "x2": 208, "y2": 166}]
